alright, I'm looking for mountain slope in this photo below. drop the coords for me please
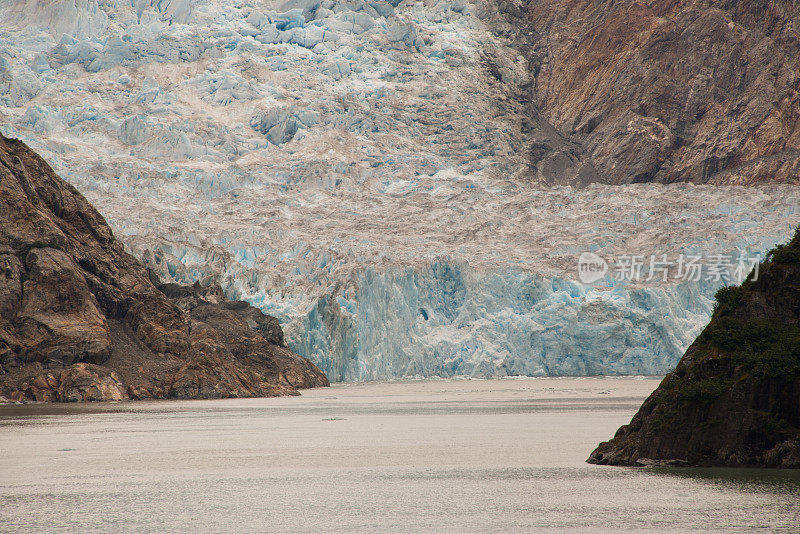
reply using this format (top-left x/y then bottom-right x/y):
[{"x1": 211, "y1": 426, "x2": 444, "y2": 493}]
[
  {"x1": 510, "y1": 0, "x2": 800, "y2": 184},
  {"x1": 0, "y1": 132, "x2": 327, "y2": 402},
  {"x1": 588, "y1": 229, "x2": 800, "y2": 468}
]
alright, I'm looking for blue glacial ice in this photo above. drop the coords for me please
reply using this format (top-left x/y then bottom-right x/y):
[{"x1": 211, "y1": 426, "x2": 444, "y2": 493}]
[{"x1": 1, "y1": 0, "x2": 799, "y2": 380}]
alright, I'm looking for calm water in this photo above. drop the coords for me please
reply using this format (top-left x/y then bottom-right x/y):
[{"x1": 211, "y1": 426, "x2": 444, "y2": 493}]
[{"x1": 1, "y1": 378, "x2": 798, "y2": 532}]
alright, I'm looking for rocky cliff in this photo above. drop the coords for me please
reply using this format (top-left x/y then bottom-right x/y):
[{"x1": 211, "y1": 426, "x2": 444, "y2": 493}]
[
  {"x1": 588, "y1": 229, "x2": 800, "y2": 468},
  {"x1": 0, "y1": 133, "x2": 328, "y2": 402},
  {"x1": 501, "y1": 0, "x2": 800, "y2": 184}
]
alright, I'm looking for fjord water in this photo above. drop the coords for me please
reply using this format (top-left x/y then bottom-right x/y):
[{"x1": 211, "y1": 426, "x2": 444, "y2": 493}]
[{"x1": 1, "y1": 379, "x2": 798, "y2": 532}]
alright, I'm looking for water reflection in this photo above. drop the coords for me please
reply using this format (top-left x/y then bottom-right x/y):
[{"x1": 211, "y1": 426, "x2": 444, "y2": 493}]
[{"x1": 652, "y1": 466, "x2": 800, "y2": 492}]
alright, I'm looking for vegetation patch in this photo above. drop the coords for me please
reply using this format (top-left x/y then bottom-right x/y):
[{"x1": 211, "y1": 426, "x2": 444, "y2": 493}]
[
  {"x1": 678, "y1": 377, "x2": 731, "y2": 404},
  {"x1": 698, "y1": 226, "x2": 800, "y2": 380},
  {"x1": 712, "y1": 285, "x2": 742, "y2": 316},
  {"x1": 766, "y1": 228, "x2": 800, "y2": 265}
]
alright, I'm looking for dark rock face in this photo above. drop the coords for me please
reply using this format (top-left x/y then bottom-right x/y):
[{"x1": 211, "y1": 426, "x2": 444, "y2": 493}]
[
  {"x1": 589, "y1": 230, "x2": 800, "y2": 468},
  {"x1": 0, "y1": 133, "x2": 328, "y2": 402},
  {"x1": 497, "y1": 0, "x2": 800, "y2": 184}
]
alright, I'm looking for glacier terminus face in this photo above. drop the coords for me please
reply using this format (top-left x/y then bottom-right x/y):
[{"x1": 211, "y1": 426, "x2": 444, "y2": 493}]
[{"x1": 1, "y1": 0, "x2": 799, "y2": 380}]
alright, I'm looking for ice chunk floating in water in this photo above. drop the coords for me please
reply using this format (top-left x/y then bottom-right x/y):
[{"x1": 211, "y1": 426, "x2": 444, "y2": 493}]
[{"x1": 1, "y1": 0, "x2": 799, "y2": 379}]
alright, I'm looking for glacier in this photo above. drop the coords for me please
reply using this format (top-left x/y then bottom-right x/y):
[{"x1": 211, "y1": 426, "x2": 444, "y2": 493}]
[{"x1": 1, "y1": 0, "x2": 799, "y2": 380}]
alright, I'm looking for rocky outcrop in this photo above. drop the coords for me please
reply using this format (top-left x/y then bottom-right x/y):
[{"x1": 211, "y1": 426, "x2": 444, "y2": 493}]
[
  {"x1": 497, "y1": 0, "x2": 800, "y2": 185},
  {"x1": 0, "y1": 133, "x2": 328, "y2": 402},
  {"x1": 588, "y1": 229, "x2": 800, "y2": 468}
]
